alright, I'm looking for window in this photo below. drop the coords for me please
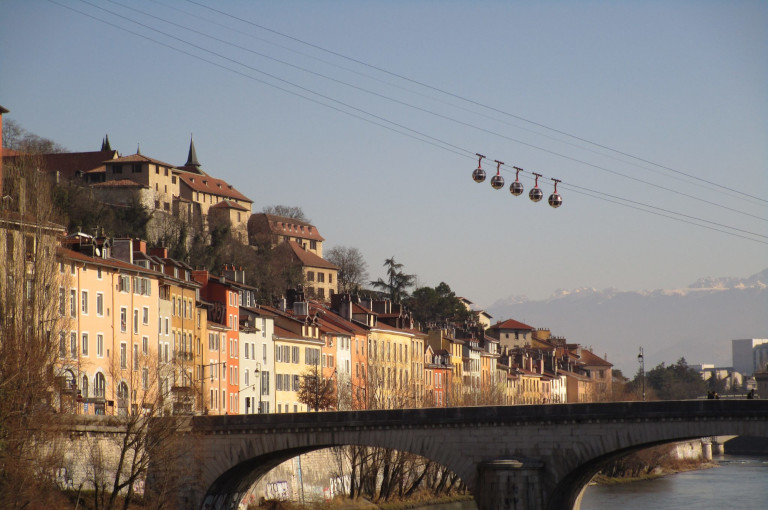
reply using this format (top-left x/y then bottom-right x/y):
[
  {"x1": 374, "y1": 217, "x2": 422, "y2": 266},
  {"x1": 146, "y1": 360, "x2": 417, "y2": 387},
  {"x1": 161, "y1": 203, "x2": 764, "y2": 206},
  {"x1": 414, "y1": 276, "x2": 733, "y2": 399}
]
[
  {"x1": 317, "y1": 272, "x2": 325, "y2": 283},
  {"x1": 96, "y1": 293, "x2": 104, "y2": 316},
  {"x1": 329, "y1": 273, "x2": 333, "y2": 284},
  {"x1": 80, "y1": 291, "x2": 88, "y2": 315},
  {"x1": 310, "y1": 240, "x2": 317, "y2": 250},
  {"x1": 70, "y1": 332, "x2": 77, "y2": 358},
  {"x1": 244, "y1": 344, "x2": 249, "y2": 359},
  {"x1": 133, "y1": 344, "x2": 139, "y2": 370},
  {"x1": 82, "y1": 333, "x2": 89, "y2": 356},
  {"x1": 142, "y1": 336, "x2": 148, "y2": 355},
  {"x1": 292, "y1": 346, "x2": 300, "y2": 364},
  {"x1": 244, "y1": 369, "x2": 249, "y2": 387},
  {"x1": 119, "y1": 275, "x2": 130, "y2": 292},
  {"x1": 261, "y1": 371, "x2": 270, "y2": 395},
  {"x1": 70, "y1": 289, "x2": 77, "y2": 317},
  {"x1": 307, "y1": 271, "x2": 315, "y2": 282},
  {"x1": 95, "y1": 373, "x2": 105, "y2": 397},
  {"x1": 142, "y1": 307, "x2": 149, "y2": 325},
  {"x1": 120, "y1": 343, "x2": 127, "y2": 369},
  {"x1": 97, "y1": 334, "x2": 104, "y2": 357},
  {"x1": 112, "y1": 164, "x2": 122, "y2": 174},
  {"x1": 58, "y1": 287, "x2": 65, "y2": 316},
  {"x1": 133, "y1": 309, "x2": 139, "y2": 334},
  {"x1": 97, "y1": 266, "x2": 102, "y2": 279},
  {"x1": 132, "y1": 163, "x2": 142, "y2": 173},
  {"x1": 142, "y1": 368, "x2": 149, "y2": 390},
  {"x1": 58, "y1": 332, "x2": 66, "y2": 358},
  {"x1": 165, "y1": 318, "x2": 169, "y2": 335}
]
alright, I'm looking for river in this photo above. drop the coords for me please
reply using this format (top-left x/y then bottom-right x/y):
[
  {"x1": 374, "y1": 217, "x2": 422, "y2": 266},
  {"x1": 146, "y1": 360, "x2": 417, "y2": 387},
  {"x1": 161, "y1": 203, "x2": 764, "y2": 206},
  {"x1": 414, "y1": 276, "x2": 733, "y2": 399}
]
[
  {"x1": 415, "y1": 455, "x2": 768, "y2": 510},
  {"x1": 580, "y1": 455, "x2": 768, "y2": 510}
]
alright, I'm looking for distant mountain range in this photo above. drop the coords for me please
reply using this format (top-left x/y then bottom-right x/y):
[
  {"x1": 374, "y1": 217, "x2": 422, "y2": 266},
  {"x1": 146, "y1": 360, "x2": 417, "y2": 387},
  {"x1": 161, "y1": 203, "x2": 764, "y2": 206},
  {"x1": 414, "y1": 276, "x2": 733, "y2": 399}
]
[{"x1": 485, "y1": 269, "x2": 768, "y2": 375}]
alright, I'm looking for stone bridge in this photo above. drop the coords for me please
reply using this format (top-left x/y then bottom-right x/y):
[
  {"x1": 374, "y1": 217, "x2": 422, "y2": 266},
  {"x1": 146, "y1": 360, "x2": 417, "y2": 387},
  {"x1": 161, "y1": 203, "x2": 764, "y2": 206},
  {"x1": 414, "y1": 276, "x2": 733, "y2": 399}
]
[{"x1": 169, "y1": 400, "x2": 768, "y2": 510}]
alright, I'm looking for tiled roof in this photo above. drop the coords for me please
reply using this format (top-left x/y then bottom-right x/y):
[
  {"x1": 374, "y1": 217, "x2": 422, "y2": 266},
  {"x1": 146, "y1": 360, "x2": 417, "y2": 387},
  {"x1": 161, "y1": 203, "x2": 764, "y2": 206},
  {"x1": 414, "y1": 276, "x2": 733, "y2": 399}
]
[
  {"x1": 210, "y1": 199, "x2": 249, "y2": 211},
  {"x1": 92, "y1": 179, "x2": 147, "y2": 188},
  {"x1": 575, "y1": 348, "x2": 613, "y2": 367},
  {"x1": 492, "y1": 318, "x2": 535, "y2": 330},
  {"x1": 177, "y1": 171, "x2": 252, "y2": 203},
  {"x1": 109, "y1": 153, "x2": 175, "y2": 167},
  {"x1": 254, "y1": 213, "x2": 325, "y2": 242},
  {"x1": 58, "y1": 247, "x2": 162, "y2": 275},
  {"x1": 284, "y1": 240, "x2": 339, "y2": 270},
  {"x1": 4, "y1": 150, "x2": 118, "y2": 180}
]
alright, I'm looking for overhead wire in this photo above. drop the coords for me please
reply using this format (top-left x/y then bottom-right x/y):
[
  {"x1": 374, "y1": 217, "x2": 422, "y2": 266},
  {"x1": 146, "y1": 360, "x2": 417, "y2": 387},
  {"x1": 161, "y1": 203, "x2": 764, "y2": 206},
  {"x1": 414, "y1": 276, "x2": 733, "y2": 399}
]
[
  {"x1": 99, "y1": 0, "x2": 767, "y2": 224},
  {"x1": 183, "y1": 0, "x2": 767, "y2": 205},
  {"x1": 48, "y1": 0, "x2": 768, "y2": 245}
]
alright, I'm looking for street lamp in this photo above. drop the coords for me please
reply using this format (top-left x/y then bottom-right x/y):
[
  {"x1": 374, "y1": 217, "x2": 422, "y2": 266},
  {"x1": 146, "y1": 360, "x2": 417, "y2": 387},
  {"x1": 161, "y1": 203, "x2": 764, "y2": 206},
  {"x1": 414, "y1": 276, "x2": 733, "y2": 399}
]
[
  {"x1": 199, "y1": 361, "x2": 226, "y2": 415},
  {"x1": 637, "y1": 347, "x2": 645, "y2": 402}
]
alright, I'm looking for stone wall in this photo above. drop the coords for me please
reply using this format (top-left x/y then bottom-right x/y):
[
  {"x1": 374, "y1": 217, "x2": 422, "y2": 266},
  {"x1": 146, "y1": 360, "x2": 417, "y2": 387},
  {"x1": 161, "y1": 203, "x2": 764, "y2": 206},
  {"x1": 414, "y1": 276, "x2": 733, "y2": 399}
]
[{"x1": 240, "y1": 449, "x2": 351, "y2": 507}]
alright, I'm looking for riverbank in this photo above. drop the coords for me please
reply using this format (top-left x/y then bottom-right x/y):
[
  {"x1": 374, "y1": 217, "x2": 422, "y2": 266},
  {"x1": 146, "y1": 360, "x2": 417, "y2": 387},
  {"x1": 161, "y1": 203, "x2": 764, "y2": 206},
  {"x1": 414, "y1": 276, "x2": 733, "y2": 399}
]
[
  {"x1": 591, "y1": 457, "x2": 718, "y2": 485},
  {"x1": 250, "y1": 493, "x2": 474, "y2": 510}
]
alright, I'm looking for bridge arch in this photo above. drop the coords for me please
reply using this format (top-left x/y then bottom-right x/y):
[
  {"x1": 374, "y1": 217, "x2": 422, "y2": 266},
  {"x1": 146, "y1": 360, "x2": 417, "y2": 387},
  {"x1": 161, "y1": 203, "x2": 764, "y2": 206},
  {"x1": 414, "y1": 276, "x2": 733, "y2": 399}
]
[{"x1": 176, "y1": 401, "x2": 768, "y2": 510}]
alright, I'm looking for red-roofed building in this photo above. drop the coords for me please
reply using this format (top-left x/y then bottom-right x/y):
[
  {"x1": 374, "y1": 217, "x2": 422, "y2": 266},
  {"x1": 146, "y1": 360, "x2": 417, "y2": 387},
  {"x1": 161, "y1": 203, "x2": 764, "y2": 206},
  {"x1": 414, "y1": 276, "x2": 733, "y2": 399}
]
[
  {"x1": 275, "y1": 240, "x2": 339, "y2": 302},
  {"x1": 248, "y1": 213, "x2": 325, "y2": 257},
  {"x1": 488, "y1": 318, "x2": 536, "y2": 350}
]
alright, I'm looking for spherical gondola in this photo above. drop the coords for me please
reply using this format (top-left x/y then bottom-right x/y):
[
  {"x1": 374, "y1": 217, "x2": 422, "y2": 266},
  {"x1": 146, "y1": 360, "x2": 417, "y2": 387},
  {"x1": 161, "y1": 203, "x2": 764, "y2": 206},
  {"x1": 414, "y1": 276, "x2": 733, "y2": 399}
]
[{"x1": 548, "y1": 178, "x2": 563, "y2": 208}]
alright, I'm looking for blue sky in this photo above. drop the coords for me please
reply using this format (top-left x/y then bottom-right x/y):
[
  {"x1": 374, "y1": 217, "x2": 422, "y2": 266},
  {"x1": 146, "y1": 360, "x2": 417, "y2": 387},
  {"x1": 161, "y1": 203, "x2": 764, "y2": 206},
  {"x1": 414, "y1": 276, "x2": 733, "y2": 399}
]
[{"x1": 2, "y1": 0, "x2": 766, "y2": 309}]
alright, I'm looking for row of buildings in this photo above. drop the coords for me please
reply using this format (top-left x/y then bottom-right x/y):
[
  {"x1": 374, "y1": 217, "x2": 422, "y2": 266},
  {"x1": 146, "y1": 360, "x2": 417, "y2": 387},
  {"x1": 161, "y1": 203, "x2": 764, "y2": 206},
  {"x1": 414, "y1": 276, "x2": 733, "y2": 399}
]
[
  {"x1": 0, "y1": 104, "x2": 613, "y2": 416},
  {"x1": 42, "y1": 232, "x2": 614, "y2": 416}
]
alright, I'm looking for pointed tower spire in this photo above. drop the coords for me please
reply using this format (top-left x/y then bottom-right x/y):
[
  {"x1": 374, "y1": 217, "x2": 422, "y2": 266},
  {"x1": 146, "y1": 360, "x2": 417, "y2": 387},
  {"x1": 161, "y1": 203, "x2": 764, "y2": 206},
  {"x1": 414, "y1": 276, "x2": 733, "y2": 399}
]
[
  {"x1": 101, "y1": 134, "x2": 112, "y2": 152},
  {"x1": 185, "y1": 135, "x2": 200, "y2": 168},
  {"x1": 136, "y1": 143, "x2": 141, "y2": 155}
]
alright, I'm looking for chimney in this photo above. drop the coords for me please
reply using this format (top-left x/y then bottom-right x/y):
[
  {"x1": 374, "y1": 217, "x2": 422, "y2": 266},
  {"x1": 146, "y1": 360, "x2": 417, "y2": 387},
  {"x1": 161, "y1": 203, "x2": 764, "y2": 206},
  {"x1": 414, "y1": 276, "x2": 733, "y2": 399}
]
[
  {"x1": 132, "y1": 238, "x2": 147, "y2": 254},
  {"x1": 149, "y1": 247, "x2": 168, "y2": 258},
  {"x1": 112, "y1": 238, "x2": 134, "y2": 264}
]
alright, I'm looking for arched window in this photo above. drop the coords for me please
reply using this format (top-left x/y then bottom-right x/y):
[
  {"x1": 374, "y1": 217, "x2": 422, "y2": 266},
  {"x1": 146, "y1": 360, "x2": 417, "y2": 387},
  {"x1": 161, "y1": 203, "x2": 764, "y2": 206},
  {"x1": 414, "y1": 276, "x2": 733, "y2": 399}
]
[
  {"x1": 95, "y1": 373, "x2": 106, "y2": 397},
  {"x1": 81, "y1": 375, "x2": 89, "y2": 399}
]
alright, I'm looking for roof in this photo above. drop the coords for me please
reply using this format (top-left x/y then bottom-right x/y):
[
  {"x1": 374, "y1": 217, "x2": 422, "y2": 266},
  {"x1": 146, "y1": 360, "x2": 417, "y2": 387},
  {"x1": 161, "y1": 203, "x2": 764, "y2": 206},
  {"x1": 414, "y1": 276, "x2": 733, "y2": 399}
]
[
  {"x1": 575, "y1": 348, "x2": 613, "y2": 368},
  {"x1": 492, "y1": 318, "x2": 535, "y2": 331},
  {"x1": 210, "y1": 199, "x2": 249, "y2": 212},
  {"x1": 109, "y1": 152, "x2": 175, "y2": 168},
  {"x1": 251, "y1": 213, "x2": 325, "y2": 242},
  {"x1": 283, "y1": 240, "x2": 339, "y2": 270},
  {"x1": 92, "y1": 179, "x2": 148, "y2": 189},
  {"x1": 4, "y1": 150, "x2": 118, "y2": 180},
  {"x1": 58, "y1": 247, "x2": 162, "y2": 275},
  {"x1": 177, "y1": 171, "x2": 252, "y2": 203}
]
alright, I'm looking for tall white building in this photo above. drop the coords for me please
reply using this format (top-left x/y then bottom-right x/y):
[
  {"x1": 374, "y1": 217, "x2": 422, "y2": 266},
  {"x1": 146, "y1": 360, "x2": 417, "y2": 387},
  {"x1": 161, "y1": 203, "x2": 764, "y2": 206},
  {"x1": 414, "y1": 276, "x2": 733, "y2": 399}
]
[{"x1": 732, "y1": 339, "x2": 768, "y2": 375}]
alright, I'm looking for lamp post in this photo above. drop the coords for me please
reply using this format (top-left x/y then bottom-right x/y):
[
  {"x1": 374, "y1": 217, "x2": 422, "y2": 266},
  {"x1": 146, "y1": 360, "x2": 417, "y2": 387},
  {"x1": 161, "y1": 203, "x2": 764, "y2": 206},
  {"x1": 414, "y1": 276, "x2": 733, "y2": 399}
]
[
  {"x1": 637, "y1": 347, "x2": 645, "y2": 402},
  {"x1": 200, "y1": 361, "x2": 226, "y2": 415}
]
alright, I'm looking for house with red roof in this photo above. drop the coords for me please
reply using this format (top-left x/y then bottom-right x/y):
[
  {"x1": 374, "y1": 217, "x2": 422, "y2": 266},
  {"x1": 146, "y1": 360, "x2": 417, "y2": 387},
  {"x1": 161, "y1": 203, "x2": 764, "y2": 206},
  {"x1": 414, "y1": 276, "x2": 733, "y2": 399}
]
[
  {"x1": 488, "y1": 318, "x2": 536, "y2": 350},
  {"x1": 275, "y1": 240, "x2": 339, "y2": 302}
]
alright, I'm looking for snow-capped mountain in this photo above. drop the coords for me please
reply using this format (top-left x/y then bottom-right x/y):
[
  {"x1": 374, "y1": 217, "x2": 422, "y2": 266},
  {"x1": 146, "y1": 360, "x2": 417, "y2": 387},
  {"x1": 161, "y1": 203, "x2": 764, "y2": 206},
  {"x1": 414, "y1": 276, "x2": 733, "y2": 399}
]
[{"x1": 486, "y1": 269, "x2": 768, "y2": 375}]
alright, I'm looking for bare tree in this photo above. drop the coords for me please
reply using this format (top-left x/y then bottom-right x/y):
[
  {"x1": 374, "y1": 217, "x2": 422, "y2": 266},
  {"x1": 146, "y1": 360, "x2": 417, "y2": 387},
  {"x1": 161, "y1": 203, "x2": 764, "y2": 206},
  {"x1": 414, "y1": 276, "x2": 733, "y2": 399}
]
[
  {"x1": 261, "y1": 205, "x2": 310, "y2": 223},
  {"x1": 297, "y1": 365, "x2": 337, "y2": 411},
  {"x1": 0, "y1": 154, "x2": 69, "y2": 509},
  {"x1": 2, "y1": 118, "x2": 67, "y2": 153},
  {"x1": 326, "y1": 246, "x2": 369, "y2": 293}
]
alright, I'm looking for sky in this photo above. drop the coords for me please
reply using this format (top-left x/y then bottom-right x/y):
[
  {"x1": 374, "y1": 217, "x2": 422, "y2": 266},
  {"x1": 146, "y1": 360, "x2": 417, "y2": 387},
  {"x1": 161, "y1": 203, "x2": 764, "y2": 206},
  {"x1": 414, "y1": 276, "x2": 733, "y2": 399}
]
[{"x1": 1, "y1": 1, "x2": 766, "y2": 312}]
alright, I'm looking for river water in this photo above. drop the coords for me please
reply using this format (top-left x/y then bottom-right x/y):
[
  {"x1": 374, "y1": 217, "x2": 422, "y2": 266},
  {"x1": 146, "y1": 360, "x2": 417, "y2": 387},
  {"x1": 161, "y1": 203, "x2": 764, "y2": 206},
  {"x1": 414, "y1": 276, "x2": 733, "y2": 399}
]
[
  {"x1": 580, "y1": 455, "x2": 768, "y2": 510},
  {"x1": 416, "y1": 455, "x2": 768, "y2": 510}
]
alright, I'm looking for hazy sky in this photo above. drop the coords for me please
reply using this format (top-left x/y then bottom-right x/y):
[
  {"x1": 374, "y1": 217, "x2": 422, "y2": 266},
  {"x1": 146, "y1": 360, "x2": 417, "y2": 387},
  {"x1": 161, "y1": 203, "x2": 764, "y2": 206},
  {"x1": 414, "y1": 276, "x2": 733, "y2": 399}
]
[{"x1": 2, "y1": 0, "x2": 766, "y2": 309}]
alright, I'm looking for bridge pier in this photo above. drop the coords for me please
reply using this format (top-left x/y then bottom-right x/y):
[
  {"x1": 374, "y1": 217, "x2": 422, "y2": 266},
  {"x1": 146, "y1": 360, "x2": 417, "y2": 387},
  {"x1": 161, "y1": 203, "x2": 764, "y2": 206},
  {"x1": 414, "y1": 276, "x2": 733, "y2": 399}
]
[{"x1": 475, "y1": 458, "x2": 545, "y2": 510}]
